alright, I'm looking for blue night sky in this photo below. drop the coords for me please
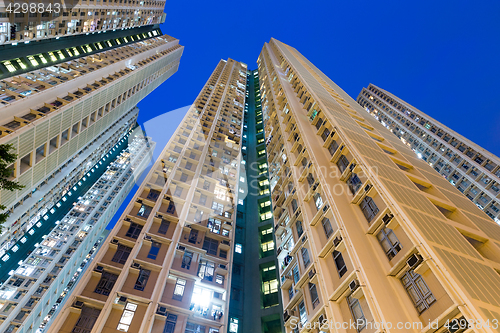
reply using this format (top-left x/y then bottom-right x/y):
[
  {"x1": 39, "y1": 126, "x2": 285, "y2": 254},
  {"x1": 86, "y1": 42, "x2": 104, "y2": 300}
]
[{"x1": 108, "y1": 0, "x2": 500, "y2": 229}]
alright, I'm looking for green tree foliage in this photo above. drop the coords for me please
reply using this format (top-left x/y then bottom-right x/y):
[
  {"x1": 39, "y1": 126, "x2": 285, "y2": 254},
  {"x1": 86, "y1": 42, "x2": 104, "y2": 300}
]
[{"x1": 0, "y1": 144, "x2": 24, "y2": 227}]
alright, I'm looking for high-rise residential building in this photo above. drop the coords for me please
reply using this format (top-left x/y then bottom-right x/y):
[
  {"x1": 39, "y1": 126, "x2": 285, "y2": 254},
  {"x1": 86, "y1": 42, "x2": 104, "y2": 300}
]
[
  {"x1": 48, "y1": 38, "x2": 500, "y2": 333},
  {"x1": 256, "y1": 38, "x2": 500, "y2": 333},
  {"x1": 356, "y1": 84, "x2": 500, "y2": 223},
  {"x1": 46, "y1": 59, "x2": 247, "y2": 333},
  {"x1": 0, "y1": 12, "x2": 183, "y2": 333},
  {"x1": 0, "y1": 128, "x2": 155, "y2": 333}
]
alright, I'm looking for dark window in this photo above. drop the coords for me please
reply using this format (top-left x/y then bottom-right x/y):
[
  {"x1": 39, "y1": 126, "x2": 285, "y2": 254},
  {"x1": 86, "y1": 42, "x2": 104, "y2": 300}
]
[
  {"x1": 328, "y1": 140, "x2": 339, "y2": 155},
  {"x1": 376, "y1": 227, "x2": 401, "y2": 260},
  {"x1": 111, "y1": 244, "x2": 132, "y2": 264},
  {"x1": 163, "y1": 313, "x2": 177, "y2": 333},
  {"x1": 401, "y1": 269, "x2": 436, "y2": 313},
  {"x1": 337, "y1": 155, "x2": 349, "y2": 174},
  {"x1": 188, "y1": 229, "x2": 198, "y2": 244},
  {"x1": 301, "y1": 247, "x2": 310, "y2": 267},
  {"x1": 181, "y1": 251, "x2": 193, "y2": 269},
  {"x1": 134, "y1": 268, "x2": 151, "y2": 291},
  {"x1": 72, "y1": 306, "x2": 100, "y2": 333},
  {"x1": 158, "y1": 219, "x2": 170, "y2": 235},
  {"x1": 219, "y1": 250, "x2": 227, "y2": 259},
  {"x1": 347, "y1": 295, "x2": 366, "y2": 332},
  {"x1": 94, "y1": 272, "x2": 118, "y2": 296},
  {"x1": 147, "y1": 241, "x2": 162, "y2": 260},
  {"x1": 333, "y1": 250, "x2": 347, "y2": 277},
  {"x1": 347, "y1": 174, "x2": 362, "y2": 195},
  {"x1": 359, "y1": 196, "x2": 379, "y2": 222},
  {"x1": 126, "y1": 223, "x2": 142, "y2": 239},
  {"x1": 321, "y1": 217, "x2": 333, "y2": 238},
  {"x1": 202, "y1": 237, "x2": 219, "y2": 256},
  {"x1": 309, "y1": 283, "x2": 319, "y2": 308},
  {"x1": 296, "y1": 220, "x2": 304, "y2": 237}
]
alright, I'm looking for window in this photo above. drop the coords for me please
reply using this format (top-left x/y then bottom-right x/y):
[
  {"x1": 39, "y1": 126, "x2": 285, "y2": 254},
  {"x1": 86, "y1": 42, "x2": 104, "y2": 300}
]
[
  {"x1": 185, "y1": 322, "x2": 206, "y2": 333},
  {"x1": 359, "y1": 196, "x2": 379, "y2": 222},
  {"x1": 134, "y1": 268, "x2": 151, "y2": 291},
  {"x1": 188, "y1": 229, "x2": 198, "y2": 244},
  {"x1": 347, "y1": 295, "x2": 366, "y2": 332},
  {"x1": 199, "y1": 194, "x2": 207, "y2": 205},
  {"x1": 163, "y1": 314, "x2": 177, "y2": 333},
  {"x1": 321, "y1": 218, "x2": 333, "y2": 238},
  {"x1": 94, "y1": 272, "x2": 118, "y2": 296},
  {"x1": 299, "y1": 300, "x2": 307, "y2": 325},
  {"x1": 328, "y1": 140, "x2": 339, "y2": 155},
  {"x1": 308, "y1": 188, "x2": 321, "y2": 208},
  {"x1": 376, "y1": 227, "x2": 401, "y2": 260},
  {"x1": 261, "y1": 241, "x2": 274, "y2": 252},
  {"x1": 202, "y1": 237, "x2": 219, "y2": 256},
  {"x1": 292, "y1": 265, "x2": 300, "y2": 284},
  {"x1": 112, "y1": 244, "x2": 132, "y2": 264},
  {"x1": 182, "y1": 251, "x2": 193, "y2": 269},
  {"x1": 173, "y1": 278, "x2": 186, "y2": 301},
  {"x1": 158, "y1": 219, "x2": 170, "y2": 235},
  {"x1": 180, "y1": 173, "x2": 188, "y2": 182},
  {"x1": 198, "y1": 260, "x2": 215, "y2": 281},
  {"x1": 137, "y1": 204, "x2": 152, "y2": 218},
  {"x1": 262, "y1": 279, "x2": 278, "y2": 294},
  {"x1": 207, "y1": 218, "x2": 221, "y2": 234},
  {"x1": 117, "y1": 302, "x2": 137, "y2": 332},
  {"x1": 72, "y1": 306, "x2": 100, "y2": 333},
  {"x1": 309, "y1": 283, "x2": 319, "y2": 308},
  {"x1": 229, "y1": 318, "x2": 239, "y2": 333},
  {"x1": 333, "y1": 250, "x2": 347, "y2": 277},
  {"x1": 337, "y1": 155, "x2": 349, "y2": 173},
  {"x1": 347, "y1": 174, "x2": 362, "y2": 195},
  {"x1": 174, "y1": 187, "x2": 183, "y2": 197},
  {"x1": 401, "y1": 269, "x2": 436, "y2": 313},
  {"x1": 291, "y1": 199, "x2": 298, "y2": 213},
  {"x1": 147, "y1": 241, "x2": 162, "y2": 260},
  {"x1": 301, "y1": 247, "x2": 310, "y2": 267},
  {"x1": 235, "y1": 244, "x2": 242, "y2": 253},
  {"x1": 296, "y1": 220, "x2": 304, "y2": 237},
  {"x1": 125, "y1": 223, "x2": 142, "y2": 239}
]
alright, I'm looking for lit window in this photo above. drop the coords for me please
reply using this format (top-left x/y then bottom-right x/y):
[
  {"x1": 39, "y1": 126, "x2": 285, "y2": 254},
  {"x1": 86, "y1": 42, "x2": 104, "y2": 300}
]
[
  {"x1": 117, "y1": 302, "x2": 137, "y2": 332},
  {"x1": 262, "y1": 279, "x2": 278, "y2": 294},
  {"x1": 48, "y1": 52, "x2": 57, "y2": 61},
  {"x1": 27, "y1": 56, "x2": 38, "y2": 66},
  {"x1": 261, "y1": 241, "x2": 274, "y2": 252},
  {"x1": 238, "y1": 199, "x2": 243, "y2": 205},
  {"x1": 173, "y1": 278, "x2": 186, "y2": 301},
  {"x1": 57, "y1": 50, "x2": 65, "y2": 59},
  {"x1": 235, "y1": 244, "x2": 242, "y2": 254},
  {"x1": 3, "y1": 61, "x2": 16, "y2": 72},
  {"x1": 16, "y1": 59, "x2": 26, "y2": 69}
]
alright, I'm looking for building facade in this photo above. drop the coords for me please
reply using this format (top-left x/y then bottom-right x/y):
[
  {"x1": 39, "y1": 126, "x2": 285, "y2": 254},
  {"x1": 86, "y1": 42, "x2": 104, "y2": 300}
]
[
  {"x1": 357, "y1": 84, "x2": 500, "y2": 223},
  {"x1": 0, "y1": 19, "x2": 183, "y2": 333},
  {"x1": 47, "y1": 59, "x2": 247, "y2": 333},
  {"x1": 226, "y1": 69, "x2": 283, "y2": 333},
  {"x1": 0, "y1": 127, "x2": 155, "y2": 333},
  {"x1": 0, "y1": 27, "x2": 183, "y2": 255},
  {"x1": 257, "y1": 38, "x2": 500, "y2": 333}
]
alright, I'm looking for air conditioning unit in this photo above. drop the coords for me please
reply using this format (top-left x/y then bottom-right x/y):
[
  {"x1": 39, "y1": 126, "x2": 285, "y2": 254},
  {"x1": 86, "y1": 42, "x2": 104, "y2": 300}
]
[
  {"x1": 349, "y1": 163, "x2": 356, "y2": 171},
  {"x1": 144, "y1": 235, "x2": 152, "y2": 241},
  {"x1": 333, "y1": 236, "x2": 342, "y2": 247},
  {"x1": 137, "y1": 199, "x2": 143, "y2": 204},
  {"x1": 131, "y1": 263, "x2": 141, "y2": 269},
  {"x1": 213, "y1": 292, "x2": 221, "y2": 299},
  {"x1": 406, "y1": 254, "x2": 423, "y2": 269},
  {"x1": 156, "y1": 306, "x2": 167, "y2": 316},
  {"x1": 73, "y1": 300, "x2": 84, "y2": 309},
  {"x1": 349, "y1": 279, "x2": 360, "y2": 292},
  {"x1": 165, "y1": 196, "x2": 171, "y2": 201},
  {"x1": 322, "y1": 205, "x2": 329, "y2": 213},
  {"x1": 118, "y1": 296, "x2": 127, "y2": 304},
  {"x1": 301, "y1": 235, "x2": 307, "y2": 243},
  {"x1": 382, "y1": 213, "x2": 394, "y2": 225},
  {"x1": 308, "y1": 269, "x2": 316, "y2": 279},
  {"x1": 177, "y1": 245, "x2": 186, "y2": 251},
  {"x1": 364, "y1": 184, "x2": 372, "y2": 192},
  {"x1": 94, "y1": 266, "x2": 103, "y2": 273},
  {"x1": 219, "y1": 264, "x2": 227, "y2": 270}
]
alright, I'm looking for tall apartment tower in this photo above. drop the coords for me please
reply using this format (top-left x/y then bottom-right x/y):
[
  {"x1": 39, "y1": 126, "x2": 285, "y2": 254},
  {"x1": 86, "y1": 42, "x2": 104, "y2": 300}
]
[
  {"x1": 0, "y1": 13, "x2": 183, "y2": 333},
  {"x1": 47, "y1": 59, "x2": 247, "y2": 333},
  {"x1": 257, "y1": 38, "x2": 500, "y2": 333},
  {"x1": 357, "y1": 84, "x2": 500, "y2": 223}
]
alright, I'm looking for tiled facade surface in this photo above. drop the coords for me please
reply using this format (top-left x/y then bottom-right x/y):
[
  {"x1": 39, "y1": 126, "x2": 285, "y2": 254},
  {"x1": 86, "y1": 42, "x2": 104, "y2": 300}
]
[{"x1": 258, "y1": 38, "x2": 500, "y2": 333}]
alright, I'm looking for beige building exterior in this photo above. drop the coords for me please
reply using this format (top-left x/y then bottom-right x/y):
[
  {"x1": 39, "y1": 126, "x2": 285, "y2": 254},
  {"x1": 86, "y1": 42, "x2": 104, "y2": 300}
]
[
  {"x1": 357, "y1": 84, "x2": 500, "y2": 223},
  {"x1": 47, "y1": 58, "x2": 247, "y2": 333},
  {"x1": 258, "y1": 38, "x2": 500, "y2": 332}
]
